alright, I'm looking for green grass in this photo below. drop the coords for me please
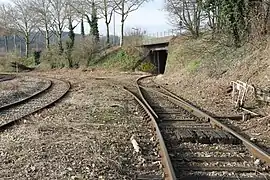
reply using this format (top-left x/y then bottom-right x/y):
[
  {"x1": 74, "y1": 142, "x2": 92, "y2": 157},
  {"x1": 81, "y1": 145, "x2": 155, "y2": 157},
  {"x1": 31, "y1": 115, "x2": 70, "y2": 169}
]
[
  {"x1": 90, "y1": 47, "x2": 141, "y2": 71},
  {"x1": 166, "y1": 34, "x2": 255, "y2": 77},
  {"x1": 186, "y1": 59, "x2": 201, "y2": 73}
]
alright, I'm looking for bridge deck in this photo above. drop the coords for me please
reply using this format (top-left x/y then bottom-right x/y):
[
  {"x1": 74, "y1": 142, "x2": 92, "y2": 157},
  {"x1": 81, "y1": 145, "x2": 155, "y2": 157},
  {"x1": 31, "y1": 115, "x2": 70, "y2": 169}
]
[{"x1": 142, "y1": 36, "x2": 174, "y2": 46}]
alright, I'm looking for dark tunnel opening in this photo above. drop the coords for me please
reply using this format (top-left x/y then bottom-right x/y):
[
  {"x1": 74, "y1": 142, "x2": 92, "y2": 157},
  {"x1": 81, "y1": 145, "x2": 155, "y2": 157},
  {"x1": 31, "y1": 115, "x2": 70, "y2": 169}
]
[
  {"x1": 158, "y1": 50, "x2": 168, "y2": 74},
  {"x1": 150, "y1": 50, "x2": 168, "y2": 74}
]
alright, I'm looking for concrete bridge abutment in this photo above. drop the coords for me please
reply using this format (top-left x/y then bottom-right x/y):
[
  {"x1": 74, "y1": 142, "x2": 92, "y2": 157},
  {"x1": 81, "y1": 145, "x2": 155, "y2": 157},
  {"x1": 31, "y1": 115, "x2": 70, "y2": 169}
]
[{"x1": 139, "y1": 36, "x2": 174, "y2": 74}]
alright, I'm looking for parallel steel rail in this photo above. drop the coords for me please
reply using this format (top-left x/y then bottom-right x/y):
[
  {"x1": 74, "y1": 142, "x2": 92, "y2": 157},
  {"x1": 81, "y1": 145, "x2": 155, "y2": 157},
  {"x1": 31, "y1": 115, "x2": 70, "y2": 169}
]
[
  {"x1": 0, "y1": 76, "x2": 70, "y2": 129},
  {"x1": 123, "y1": 86, "x2": 176, "y2": 180},
  {"x1": 125, "y1": 75, "x2": 270, "y2": 179},
  {"x1": 150, "y1": 83, "x2": 270, "y2": 166}
]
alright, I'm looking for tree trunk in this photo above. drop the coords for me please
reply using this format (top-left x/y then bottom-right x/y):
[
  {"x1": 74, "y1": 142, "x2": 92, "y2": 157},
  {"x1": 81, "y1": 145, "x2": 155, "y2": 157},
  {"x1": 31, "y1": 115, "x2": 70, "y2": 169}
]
[
  {"x1": 13, "y1": 34, "x2": 16, "y2": 52},
  {"x1": 120, "y1": 19, "x2": 124, "y2": 46},
  {"x1": 81, "y1": 16, "x2": 85, "y2": 38},
  {"x1": 120, "y1": 0, "x2": 125, "y2": 47},
  {"x1": 25, "y1": 35, "x2": 30, "y2": 58},
  {"x1": 58, "y1": 32, "x2": 63, "y2": 54},
  {"x1": 45, "y1": 26, "x2": 50, "y2": 49},
  {"x1": 4, "y1": 36, "x2": 8, "y2": 53},
  {"x1": 106, "y1": 22, "x2": 110, "y2": 45},
  {"x1": 66, "y1": 17, "x2": 75, "y2": 68},
  {"x1": 20, "y1": 39, "x2": 22, "y2": 56},
  {"x1": 85, "y1": 15, "x2": 92, "y2": 35}
]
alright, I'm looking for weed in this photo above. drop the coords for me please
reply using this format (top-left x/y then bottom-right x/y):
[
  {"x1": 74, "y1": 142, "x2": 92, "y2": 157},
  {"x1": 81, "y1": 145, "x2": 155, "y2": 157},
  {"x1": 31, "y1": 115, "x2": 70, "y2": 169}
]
[
  {"x1": 138, "y1": 61, "x2": 156, "y2": 73},
  {"x1": 186, "y1": 60, "x2": 201, "y2": 73}
]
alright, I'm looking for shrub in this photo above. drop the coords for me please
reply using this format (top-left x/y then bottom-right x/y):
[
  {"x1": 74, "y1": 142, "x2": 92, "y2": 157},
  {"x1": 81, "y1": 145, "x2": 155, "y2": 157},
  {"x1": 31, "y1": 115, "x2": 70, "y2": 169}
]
[
  {"x1": 138, "y1": 61, "x2": 156, "y2": 73},
  {"x1": 39, "y1": 46, "x2": 67, "y2": 69},
  {"x1": 0, "y1": 53, "x2": 25, "y2": 72},
  {"x1": 72, "y1": 36, "x2": 100, "y2": 67}
]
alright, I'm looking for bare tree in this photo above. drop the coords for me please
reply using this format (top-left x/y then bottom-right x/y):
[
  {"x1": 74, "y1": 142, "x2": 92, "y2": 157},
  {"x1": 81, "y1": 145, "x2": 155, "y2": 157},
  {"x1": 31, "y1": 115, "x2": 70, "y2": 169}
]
[
  {"x1": 70, "y1": 0, "x2": 94, "y2": 35},
  {"x1": 0, "y1": 4, "x2": 13, "y2": 53},
  {"x1": 49, "y1": 0, "x2": 69, "y2": 54},
  {"x1": 165, "y1": 0, "x2": 203, "y2": 38},
  {"x1": 6, "y1": 0, "x2": 39, "y2": 57},
  {"x1": 203, "y1": 0, "x2": 222, "y2": 35},
  {"x1": 96, "y1": 0, "x2": 117, "y2": 44},
  {"x1": 30, "y1": 0, "x2": 53, "y2": 49},
  {"x1": 66, "y1": 1, "x2": 80, "y2": 67},
  {"x1": 113, "y1": 0, "x2": 149, "y2": 46}
]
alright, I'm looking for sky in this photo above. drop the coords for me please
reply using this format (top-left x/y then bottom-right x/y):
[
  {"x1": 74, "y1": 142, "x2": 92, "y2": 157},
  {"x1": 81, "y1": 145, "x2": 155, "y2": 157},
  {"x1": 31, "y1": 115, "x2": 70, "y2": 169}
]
[{"x1": 1, "y1": 0, "x2": 173, "y2": 36}]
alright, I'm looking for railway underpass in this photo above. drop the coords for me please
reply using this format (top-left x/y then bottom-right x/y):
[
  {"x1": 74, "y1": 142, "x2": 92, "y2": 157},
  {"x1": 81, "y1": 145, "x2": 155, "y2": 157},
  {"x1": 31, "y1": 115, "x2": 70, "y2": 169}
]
[{"x1": 140, "y1": 36, "x2": 173, "y2": 74}]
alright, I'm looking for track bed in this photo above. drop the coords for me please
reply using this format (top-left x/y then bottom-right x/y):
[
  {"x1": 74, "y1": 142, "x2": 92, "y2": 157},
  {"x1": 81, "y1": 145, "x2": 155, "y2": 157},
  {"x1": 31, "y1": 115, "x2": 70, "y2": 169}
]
[{"x1": 124, "y1": 76, "x2": 270, "y2": 179}]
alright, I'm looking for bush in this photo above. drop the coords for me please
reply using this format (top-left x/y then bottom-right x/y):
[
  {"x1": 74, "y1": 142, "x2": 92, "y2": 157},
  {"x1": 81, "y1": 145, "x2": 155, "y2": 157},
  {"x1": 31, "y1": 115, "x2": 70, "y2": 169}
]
[
  {"x1": 72, "y1": 37, "x2": 100, "y2": 67},
  {"x1": 21, "y1": 56, "x2": 35, "y2": 67},
  {"x1": 0, "y1": 53, "x2": 27, "y2": 72},
  {"x1": 39, "y1": 46, "x2": 67, "y2": 69},
  {"x1": 36, "y1": 37, "x2": 102, "y2": 70},
  {"x1": 123, "y1": 28, "x2": 145, "y2": 46},
  {"x1": 138, "y1": 61, "x2": 156, "y2": 73},
  {"x1": 33, "y1": 51, "x2": 41, "y2": 65}
]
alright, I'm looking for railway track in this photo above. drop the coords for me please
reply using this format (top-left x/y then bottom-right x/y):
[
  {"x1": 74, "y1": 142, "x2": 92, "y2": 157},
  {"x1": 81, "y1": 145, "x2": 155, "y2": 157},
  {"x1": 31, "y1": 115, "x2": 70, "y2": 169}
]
[
  {"x1": 0, "y1": 74, "x2": 16, "y2": 82},
  {"x1": 0, "y1": 76, "x2": 52, "y2": 109},
  {"x1": 124, "y1": 76, "x2": 270, "y2": 180},
  {"x1": 0, "y1": 76, "x2": 70, "y2": 129}
]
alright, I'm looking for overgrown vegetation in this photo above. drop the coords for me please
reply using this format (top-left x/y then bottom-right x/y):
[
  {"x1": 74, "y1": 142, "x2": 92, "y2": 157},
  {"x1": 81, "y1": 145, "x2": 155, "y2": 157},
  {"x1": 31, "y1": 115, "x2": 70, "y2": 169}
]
[
  {"x1": 165, "y1": 0, "x2": 270, "y2": 47},
  {"x1": 137, "y1": 61, "x2": 156, "y2": 73},
  {"x1": 167, "y1": 33, "x2": 270, "y2": 79}
]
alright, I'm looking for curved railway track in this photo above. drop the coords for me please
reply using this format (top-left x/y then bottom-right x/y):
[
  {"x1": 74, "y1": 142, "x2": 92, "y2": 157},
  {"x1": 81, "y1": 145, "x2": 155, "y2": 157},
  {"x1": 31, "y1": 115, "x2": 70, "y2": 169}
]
[
  {"x1": 124, "y1": 75, "x2": 270, "y2": 180},
  {"x1": 0, "y1": 77, "x2": 52, "y2": 109},
  {"x1": 0, "y1": 74, "x2": 16, "y2": 82},
  {"x1": 0, "y1": 76, "x2": 70, "y2": 129}
]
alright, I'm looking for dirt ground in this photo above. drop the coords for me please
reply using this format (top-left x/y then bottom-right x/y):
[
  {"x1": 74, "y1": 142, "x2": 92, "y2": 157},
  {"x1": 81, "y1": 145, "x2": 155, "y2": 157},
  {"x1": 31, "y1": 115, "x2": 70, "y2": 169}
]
[{"x1": 0, "y1": 69, "x2": 162, "y2": 179}]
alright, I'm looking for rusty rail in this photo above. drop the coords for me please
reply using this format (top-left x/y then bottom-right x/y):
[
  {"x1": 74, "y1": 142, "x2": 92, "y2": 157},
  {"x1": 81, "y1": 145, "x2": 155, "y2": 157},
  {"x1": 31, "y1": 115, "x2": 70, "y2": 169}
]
[
  {"x1": 0, "y1": 74, "x2": 16, "y2": 82},
  {"x1": 0, "y1": 76, "x2": 70, "y2": 129},
  {"x1": 123, "y1": 81, "x2": 177, "y2": 179},
  {"x1": 0, "y1": 78, "x2": 52, "y2": 110},
  {"x1": 141, "y1": 79, "x2": 270, "y2": 166}
]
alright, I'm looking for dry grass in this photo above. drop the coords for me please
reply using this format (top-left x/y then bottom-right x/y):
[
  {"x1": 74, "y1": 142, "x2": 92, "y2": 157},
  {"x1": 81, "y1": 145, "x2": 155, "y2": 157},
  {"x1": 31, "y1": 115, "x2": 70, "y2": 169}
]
[{"x1": 0, "y1": 53, "x2": 22, "y2": 72}]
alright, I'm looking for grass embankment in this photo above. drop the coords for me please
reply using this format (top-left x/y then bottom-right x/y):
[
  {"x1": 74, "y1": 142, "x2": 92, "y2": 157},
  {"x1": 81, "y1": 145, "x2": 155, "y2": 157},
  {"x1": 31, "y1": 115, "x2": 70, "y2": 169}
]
[
  {"x1": 89, "y1": 46, "x2": 139, "y2": 71},
  {"x1": 89, "y1": 46, "x2": 155, "y2": 72},
  {"x1": 167, "y1": 34, "x2": 269, "y2": 79},
  {"x1": 161, "y1": 34, "x2": 270, "y2": 115}
]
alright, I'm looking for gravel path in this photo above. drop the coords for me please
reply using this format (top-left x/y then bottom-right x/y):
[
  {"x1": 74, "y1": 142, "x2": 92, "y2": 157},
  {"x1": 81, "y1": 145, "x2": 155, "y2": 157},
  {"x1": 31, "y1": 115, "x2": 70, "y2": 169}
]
[{"x1": 0, "y1": 70, "x2": 162, "y2": 179}]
